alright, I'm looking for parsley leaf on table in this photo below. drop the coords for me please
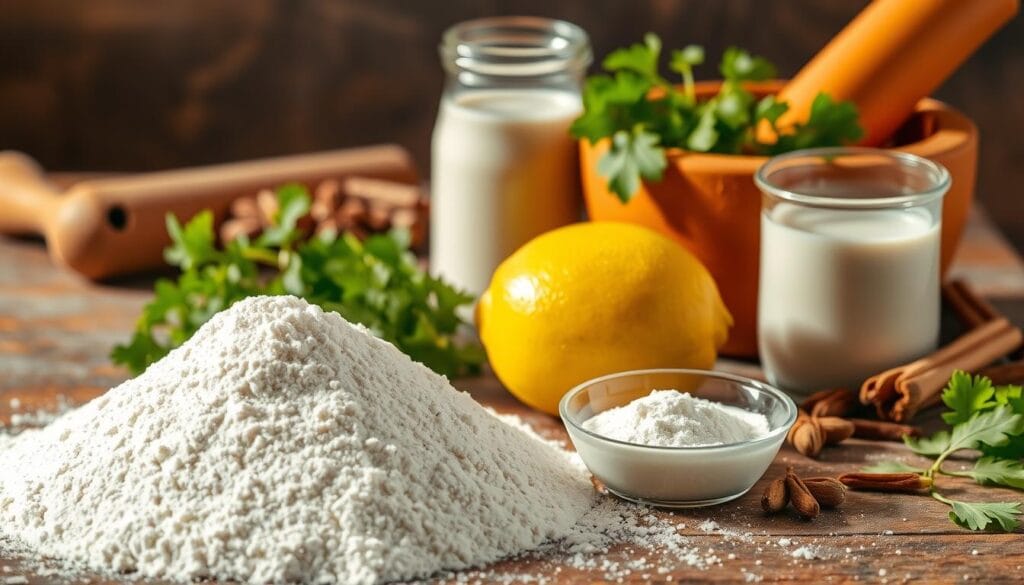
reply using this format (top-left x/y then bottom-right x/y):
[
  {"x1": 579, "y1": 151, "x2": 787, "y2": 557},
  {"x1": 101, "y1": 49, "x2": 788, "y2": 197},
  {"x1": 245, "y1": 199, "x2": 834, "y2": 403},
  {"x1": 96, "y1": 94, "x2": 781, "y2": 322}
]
[
  {"x1": 112, "y1": 186, "x2": 483, "y2": 378},
  {"x1": 868, "y1": 371, "x2": 1024, "y2": 533},
  {"x1": 941, "y1": 370, "x2": 998, "y2": 425},
  {"x1": 941, "y1": 497, "x2": 1021, "y2": 532},
  {"x1": 957, "y1": 457, "x2": 1024, "y2": 490},
  {"x1": 933, "y1": 407, "x2": 1022, "y2": 455},
  {"x1": 904, "y1": 430, "x2": 952, "y2": 457}
]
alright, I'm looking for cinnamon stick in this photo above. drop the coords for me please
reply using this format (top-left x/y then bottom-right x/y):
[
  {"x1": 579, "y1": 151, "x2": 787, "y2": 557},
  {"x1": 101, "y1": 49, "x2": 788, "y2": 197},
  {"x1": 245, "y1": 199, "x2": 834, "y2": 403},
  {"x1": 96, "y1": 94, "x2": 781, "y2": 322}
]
[
  {"x1": 849, "y1": 418, "x2": 920, "y2": 441},
  {"x1": 942, "y1": 279, "x2": 999, "y2": 329},
  {"x1": 801, "y1": 388, "x2": 857, "y2": 418},
  {"x1": 978, "y1": 359, "x2": 1024, "y2": 386},
  {"x1": 860, "y1": 317, "x2": 1023, "y2": 421}
]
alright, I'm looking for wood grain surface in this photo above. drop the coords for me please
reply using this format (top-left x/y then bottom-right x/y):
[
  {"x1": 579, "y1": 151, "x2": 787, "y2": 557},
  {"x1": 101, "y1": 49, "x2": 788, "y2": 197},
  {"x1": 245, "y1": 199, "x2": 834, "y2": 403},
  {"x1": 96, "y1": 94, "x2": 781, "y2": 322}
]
[
  {"x1": 2, "y1": 207, "x2": 1024, "y2": 583},
  {"x1": 1, "y1": 0, "x2": 1023, "y2": 251}
]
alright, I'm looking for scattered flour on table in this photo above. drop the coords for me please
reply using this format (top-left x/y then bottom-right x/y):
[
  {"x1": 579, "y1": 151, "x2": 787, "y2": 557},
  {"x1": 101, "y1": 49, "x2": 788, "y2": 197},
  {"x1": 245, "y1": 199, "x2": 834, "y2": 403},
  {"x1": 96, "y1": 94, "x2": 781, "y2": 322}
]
[
  {"x1": 0, "y1": 296, "x2": 595, "y2": 584},
  {"x1": 581, "y1": 389, "x2": 770, "y2": 447}
]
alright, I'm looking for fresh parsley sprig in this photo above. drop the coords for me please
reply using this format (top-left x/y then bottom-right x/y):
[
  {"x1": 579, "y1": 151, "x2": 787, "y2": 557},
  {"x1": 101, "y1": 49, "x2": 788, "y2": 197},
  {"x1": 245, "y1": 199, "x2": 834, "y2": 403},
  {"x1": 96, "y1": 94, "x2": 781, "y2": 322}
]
[
  {"x1": 570, "y1": 33, "x2": 864, "y2": 202},
  {"x1": 112, "y1": 185, "x2": 485, "y2": 378},
  {"x1": 869, "y1": 371, "x2": 1024, "y2": 532}
]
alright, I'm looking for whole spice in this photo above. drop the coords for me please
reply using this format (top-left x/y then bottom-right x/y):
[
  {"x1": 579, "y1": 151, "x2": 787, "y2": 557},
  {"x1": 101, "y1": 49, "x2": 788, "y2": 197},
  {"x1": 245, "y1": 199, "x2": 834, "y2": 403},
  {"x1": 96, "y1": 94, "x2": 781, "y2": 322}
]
[
  {"x1": 860, "y1": 317, "x2": 1023, "y2": 422},
  {"x1": 786, "y1": 468, "x2": 821, "y2": 519},
  {"x1": 761, "y1": 477, "x2": 789, "y2": 513},
  {"x1": 801, "y1": 388, "x2": 857, "y2": 418},
  {"x1": 788, "y1": 413, "x2": 825, "y2": 457},
  {"x1": 849, "y1": 418, "x2": 920, "y2": 441},
  {"x1": 978, "y1": 359, "x2": 1024, "y2": 386},
  {"x1": 787, "y1": 412, "x2": 857, "y2": 458},
  {"x1": 802, "y1": 477, "x2": 847, "y2": 507},
  {"x1": 816, "y1": 416, "x2": 856, "y2": 443},
  {"x1": 838, "y1": 472, "x2": 932, "y2": 493}
]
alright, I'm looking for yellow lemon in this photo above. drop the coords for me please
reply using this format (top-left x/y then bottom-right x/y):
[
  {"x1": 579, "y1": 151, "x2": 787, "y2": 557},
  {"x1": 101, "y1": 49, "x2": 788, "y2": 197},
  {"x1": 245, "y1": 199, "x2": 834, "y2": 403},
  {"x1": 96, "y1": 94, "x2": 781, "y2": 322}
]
[{"x1": 477, "y1": 221, "x2": 733, "y2": 415}]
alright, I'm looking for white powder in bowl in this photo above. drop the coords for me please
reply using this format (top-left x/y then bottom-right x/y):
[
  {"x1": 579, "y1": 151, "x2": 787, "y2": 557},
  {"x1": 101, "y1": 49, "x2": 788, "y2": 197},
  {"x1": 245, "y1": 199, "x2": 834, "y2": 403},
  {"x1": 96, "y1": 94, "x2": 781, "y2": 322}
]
[
  {"x1": 581, "y1": 390, "x2": 770, "y2": 447},
  {"x1": 0, "y1": 296, "x2": 594, "y2": 584}
]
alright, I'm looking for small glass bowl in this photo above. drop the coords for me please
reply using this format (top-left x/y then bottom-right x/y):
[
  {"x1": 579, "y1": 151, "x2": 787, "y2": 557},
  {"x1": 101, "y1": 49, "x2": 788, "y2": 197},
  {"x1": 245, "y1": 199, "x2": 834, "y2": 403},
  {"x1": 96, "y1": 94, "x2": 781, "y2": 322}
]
[{"x1": 560, "y1": 368, "x2": 797, "y2": 508}]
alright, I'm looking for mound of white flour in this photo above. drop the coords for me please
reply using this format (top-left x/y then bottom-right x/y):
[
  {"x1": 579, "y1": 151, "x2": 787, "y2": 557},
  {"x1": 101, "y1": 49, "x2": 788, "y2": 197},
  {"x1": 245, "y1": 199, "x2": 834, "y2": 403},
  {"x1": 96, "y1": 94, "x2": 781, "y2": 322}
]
[
  {"x1": 0, "y1": 296, "x2": 593, "y2": 584},
  {"x1": 582, "y1": 390, "x2": 770, "y2": 447}
]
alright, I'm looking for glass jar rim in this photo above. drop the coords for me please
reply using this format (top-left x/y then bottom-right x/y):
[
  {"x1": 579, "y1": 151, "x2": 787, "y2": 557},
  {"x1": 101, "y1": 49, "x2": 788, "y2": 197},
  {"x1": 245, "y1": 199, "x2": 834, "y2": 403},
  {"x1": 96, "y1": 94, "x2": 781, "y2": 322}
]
[
  {"x1": 440, "y1": 16, "x2": 592, "y2": 77},
  {"x1": 754, "y1": 147, "x2": 952, "y2": 210}
]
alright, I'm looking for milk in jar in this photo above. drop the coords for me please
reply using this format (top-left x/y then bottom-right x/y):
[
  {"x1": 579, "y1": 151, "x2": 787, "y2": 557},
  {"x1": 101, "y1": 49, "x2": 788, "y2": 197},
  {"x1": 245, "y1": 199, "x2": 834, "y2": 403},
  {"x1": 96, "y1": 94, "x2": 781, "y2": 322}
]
[
  {"x1": 755, "y1": 148, "x2": 950, "y2": 394},
  {"x1": 430, "y1": 17, "x2": 591, "y2": 296}
]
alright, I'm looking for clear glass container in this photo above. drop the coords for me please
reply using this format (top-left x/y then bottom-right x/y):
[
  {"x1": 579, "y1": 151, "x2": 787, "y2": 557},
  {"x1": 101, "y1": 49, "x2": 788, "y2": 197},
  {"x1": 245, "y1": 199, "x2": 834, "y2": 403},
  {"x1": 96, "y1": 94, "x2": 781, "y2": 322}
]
[
  {"x1": 560, "y1": 369, "x2": 796, "y2": 508},
  {"x1": 755, "y1": 147, "x2": 951, "y2": 394},
  {"x1": 430, "y1": 17, "x2": 591, "y2": 296}
]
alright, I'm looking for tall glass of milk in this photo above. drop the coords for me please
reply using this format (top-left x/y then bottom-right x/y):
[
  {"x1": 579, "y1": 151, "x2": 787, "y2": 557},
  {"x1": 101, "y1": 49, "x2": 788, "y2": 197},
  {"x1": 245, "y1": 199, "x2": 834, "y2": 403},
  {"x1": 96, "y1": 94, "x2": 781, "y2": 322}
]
[
  {"x1": 755, "y1": 148, "x2": 951, "y2": 395},
  {"x1": 431, "y1": 17, "x2": 591, "y2": 296}
]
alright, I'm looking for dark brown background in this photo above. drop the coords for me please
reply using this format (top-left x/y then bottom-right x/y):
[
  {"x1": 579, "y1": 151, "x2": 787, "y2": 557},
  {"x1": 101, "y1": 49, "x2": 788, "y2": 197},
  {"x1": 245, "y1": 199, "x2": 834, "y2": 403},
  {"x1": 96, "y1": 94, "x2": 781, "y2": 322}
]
[{"x1": 2, "y1": 1, "x2": 1022, "y2": 247}]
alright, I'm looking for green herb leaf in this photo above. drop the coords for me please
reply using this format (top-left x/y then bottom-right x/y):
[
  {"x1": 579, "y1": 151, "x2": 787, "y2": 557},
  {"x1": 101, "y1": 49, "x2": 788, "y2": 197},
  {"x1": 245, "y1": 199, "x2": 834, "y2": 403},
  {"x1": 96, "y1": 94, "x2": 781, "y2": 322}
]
[
  {"x1": 112, "y1": 186, "x2": 483, "y2": 378},
  {"x1": 755, "y1": 95, "x2": 788, "y2": 126},
  {"x1": 603, "y1": 33, "x2": 662, "y2": 82},
  {"x1": 947, "y1": 500, "x2": 1021, "y2": 532},
  {"x1": 572, "y1": 35, "x2": 863, "y2": 191},
  {"x1": 164, "y1": 211, "x2": 218, "y2": 270},
  {"x1": 570, "y1": 73, "x2": 654, "y2": 143},
  {"x1": 597, "y1": 127, "x2": 667, "y2": 202},
  {"x1": 720, "y1": 47, "x2": 776, "y2": 82},
  {"x1": 980, "y1": 438, "x2": 1024, "y2": 461},
  {"x1": 671, "y1": 45, "x2": 705, "y2": 70},
  {"x1": 907, "y1": 407, "x2": 1024, "y2": 458},
  {"x1": 862, "y1": 461, "x2": 927, "y2": 474},
  {"x1": 942, "y1": 370, "x2": 997, "y2": 425},
  {"x1": 686, "y1": 108, "x2": 718, "y2": 152},
  {"x1": 995, "y1": 384, "x2": 1024, "y2": 410},
  {"x1": 961, "y1": 457, "x2": 1024, "y2": 490},
  {"x1": 258, "y1": 183, "x2": 311, "y2": 248},
  {"x1": 797, "y1": 92, "x2": 864, "y2": 148},
  {"x1": 715, "y1": 91, "x2": 751, "y2": 129},
  {"x1": 948, "y1": 407, "x2": 1024, "y2": 452},
  {"x1": 905, "y1": 429, "x2": 952, "y2": 457}
]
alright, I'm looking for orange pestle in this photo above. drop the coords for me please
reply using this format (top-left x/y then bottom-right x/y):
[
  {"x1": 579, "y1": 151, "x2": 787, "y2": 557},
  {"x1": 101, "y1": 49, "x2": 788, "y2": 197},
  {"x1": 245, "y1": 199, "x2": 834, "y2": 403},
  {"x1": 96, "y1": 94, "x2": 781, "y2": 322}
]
[{"x1": 773, "y1": 0, "x2": 1017, "y2": 146}]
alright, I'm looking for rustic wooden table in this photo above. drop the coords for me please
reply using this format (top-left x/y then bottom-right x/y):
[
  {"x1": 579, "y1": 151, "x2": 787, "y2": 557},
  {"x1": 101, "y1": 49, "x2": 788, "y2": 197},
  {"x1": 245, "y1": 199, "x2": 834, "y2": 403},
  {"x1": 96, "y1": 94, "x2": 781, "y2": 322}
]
[{"x1": 2, "y1": 207, "x2": 1024, "y2": 584}]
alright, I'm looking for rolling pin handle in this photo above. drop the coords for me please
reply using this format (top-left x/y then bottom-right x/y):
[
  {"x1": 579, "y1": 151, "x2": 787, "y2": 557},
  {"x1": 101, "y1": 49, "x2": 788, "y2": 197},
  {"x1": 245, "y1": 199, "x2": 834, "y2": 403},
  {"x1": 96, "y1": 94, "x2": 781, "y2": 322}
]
[{"x1": 0, "y1": 151, "x2": 62, "y2": 235}]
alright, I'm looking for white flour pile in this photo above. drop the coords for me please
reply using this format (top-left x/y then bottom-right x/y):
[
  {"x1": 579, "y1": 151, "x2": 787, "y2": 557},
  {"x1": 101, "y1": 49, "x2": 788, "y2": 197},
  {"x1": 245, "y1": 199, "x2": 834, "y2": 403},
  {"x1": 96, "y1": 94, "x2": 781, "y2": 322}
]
[
  {"x1": 582, "y1": 390, "x2": 770, "y2": 447},
  {"x1": 0, "y1": 296, "x2": 594, "y2": 584}
]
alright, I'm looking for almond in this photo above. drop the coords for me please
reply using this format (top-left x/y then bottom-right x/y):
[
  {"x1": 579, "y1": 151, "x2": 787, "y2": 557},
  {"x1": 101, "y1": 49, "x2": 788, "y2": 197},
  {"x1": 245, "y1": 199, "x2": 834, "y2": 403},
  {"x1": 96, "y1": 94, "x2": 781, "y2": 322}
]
[
  {"x1": 761, "y1": 477, "x2": 789, "y2": 513},
  {"x1": 816, "y1": 416, "x2": 855, "y2": 444},
  {"x1": 786, "y1": 468, "x2": 820, "y2": 519},
  {"x1": 789, "y1": 416, "x2": 824, "y2": 458},
  {"x1": 802, "y1": 477, "x2": 846, "y2": 507}
]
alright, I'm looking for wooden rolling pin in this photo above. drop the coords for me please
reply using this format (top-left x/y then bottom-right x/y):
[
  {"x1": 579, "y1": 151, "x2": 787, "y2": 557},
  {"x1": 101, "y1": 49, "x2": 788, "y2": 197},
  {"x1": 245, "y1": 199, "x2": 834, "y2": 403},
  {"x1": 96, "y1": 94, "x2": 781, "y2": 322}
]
[
  {"x1": 0, "y1": 146, "x2": 417, "y2": 279},
  {"x1": 774, "y1": 0, "x2": 1018, "y2": 146}
]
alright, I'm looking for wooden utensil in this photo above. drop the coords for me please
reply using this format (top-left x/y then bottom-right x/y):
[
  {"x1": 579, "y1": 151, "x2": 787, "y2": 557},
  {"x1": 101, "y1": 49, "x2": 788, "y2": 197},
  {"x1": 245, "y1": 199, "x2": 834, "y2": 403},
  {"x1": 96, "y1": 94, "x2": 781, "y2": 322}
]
[
  {"x1": 773, "y1": 0, "x2": 1018, "y2": 146},
  {"x1": 0, "y1": 146, "x2": 417, "y2": 279}
]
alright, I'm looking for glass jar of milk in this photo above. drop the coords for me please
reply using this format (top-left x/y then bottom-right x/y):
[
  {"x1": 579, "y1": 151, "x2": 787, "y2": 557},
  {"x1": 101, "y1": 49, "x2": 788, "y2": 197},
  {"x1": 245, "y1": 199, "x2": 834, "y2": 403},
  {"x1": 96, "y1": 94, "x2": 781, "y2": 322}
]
[
  {"x1": 431, "y1": 17, "x2": 591, "y2": 295},
  {"x1": 755, "y1": 148, "x2": 951, "y2": 395}
]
